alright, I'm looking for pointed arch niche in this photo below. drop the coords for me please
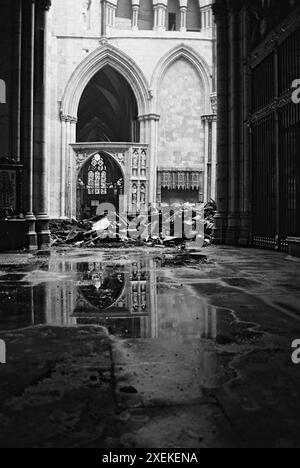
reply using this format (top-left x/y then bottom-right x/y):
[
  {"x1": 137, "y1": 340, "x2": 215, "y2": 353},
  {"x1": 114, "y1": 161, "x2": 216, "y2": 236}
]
[
  {"x1": 151, "y1": 44, "x2": 214, "y2": 204},
  {"x1": 59, "y1": 44, "x2": 151, "y2": 218}
]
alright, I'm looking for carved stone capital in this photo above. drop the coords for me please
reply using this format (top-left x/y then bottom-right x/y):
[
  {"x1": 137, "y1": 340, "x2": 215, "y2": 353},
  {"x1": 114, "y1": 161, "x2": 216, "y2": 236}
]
[
  {"x1": 210, "y1": 92, "x2": 217, "y2": 114},
  {"x1": 60, "y1": 112, "x2": 78, "y2": 123},
  {"x1": 138, "y1": 113, "x2": 160, "y2": 122}
]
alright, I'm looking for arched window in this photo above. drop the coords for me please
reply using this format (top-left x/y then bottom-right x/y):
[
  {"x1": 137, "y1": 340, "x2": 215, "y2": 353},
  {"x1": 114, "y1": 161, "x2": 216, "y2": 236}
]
[
  {"x1": 116, "y1": 0, "x2": 132, "y2": 29},
  {"x1": 138, "y1": 0, "x2": 153, "y2": 30},
  {"x1": 167, "y1": 0, "x2": 180, "y2": 31},
  {"x1": 187, "y1": 0, "x2": 201, "y2": 31},
  {"x1": 87, "y1": 154, "x2": 107, "y2": 195}
]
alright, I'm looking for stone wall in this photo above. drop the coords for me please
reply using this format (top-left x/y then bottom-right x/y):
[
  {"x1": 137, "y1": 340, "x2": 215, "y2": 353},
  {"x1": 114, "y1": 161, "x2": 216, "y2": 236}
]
[
  {"x1": 46, "y1": 0, "x2": 214, "y2": 217},
  {"x1": 157, "y1": 58, "x2": 204, "y2": 170}
]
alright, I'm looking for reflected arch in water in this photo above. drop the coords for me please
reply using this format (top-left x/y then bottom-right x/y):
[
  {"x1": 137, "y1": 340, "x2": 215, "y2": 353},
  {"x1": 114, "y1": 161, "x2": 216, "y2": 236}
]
[{"x1": 77, "y1": 262, "x2": 126, "y2": 311}]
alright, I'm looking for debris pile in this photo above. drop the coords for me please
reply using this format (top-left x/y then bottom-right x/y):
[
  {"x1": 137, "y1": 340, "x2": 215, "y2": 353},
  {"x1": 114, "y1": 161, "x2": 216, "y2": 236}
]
[
  {"x1": 50, "y1": 202, "x2": 216, "y2": 248},
  {"x1": 204, "y1": 200, "x2": 217, "y2": 245}
]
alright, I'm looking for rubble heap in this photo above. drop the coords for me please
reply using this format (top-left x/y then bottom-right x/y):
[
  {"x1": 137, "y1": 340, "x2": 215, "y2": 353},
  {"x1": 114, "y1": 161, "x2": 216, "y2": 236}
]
[{"x1": 50, "y1": 202, "x2": 216, "y2": 249}]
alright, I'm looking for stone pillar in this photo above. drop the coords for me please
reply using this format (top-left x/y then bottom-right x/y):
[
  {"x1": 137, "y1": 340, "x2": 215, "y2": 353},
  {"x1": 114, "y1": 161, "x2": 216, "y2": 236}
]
[
  {"x1": 106, "y1": 0, "x2": 117, "y2": 30},
  {"x1": 153, "y1": 0, "x2": 167, "y2": 31},
  {"x1": 132, "y1": 0, "x2": 140, "y2": 30},
  {"x1": 212, "y1": 1, "x2": 229, "y2": 244},
  {"x1": 34, "y1": 0, "x2": 51, "y2": 250},
  {"x1": 21, "y1": 0, "x2": 37, "y2": 249},
  {"x1": 179, "y1": 1, "x2": 188, "y2": 31},
  {"x1": 199, "y1": 0, "x2": 212, "y2": 30},
  {"x1": 226, "y1": 0, "x2": 241, "y2": 245},
  {"x1": 202, "y1": 116, "x2": 209, "y2": 202},
  {"x1": 238, "y1": 3, "x2": 251, "y2": 246},
  {"x1": 138, "y1": 113, "x2": 160, "y2": 205},
  {"x1": 202, "y1": 114, "x2": 217, "y2": 203},
  {"x1": 101, "y1": 0, "x2": 107, "y2": 36},
  {"x1": 69, "y1": 121, "x2": 77, "y2": 219},
  {"x1": 11, "y1": 0, "x2": 22, "y2": 161},
  {"x1": 211, "y1": 114, "x2": 217, "y2": 202},
  {"x1": 60, "y1": 114, "x2": 77, "y2": 219},
  {"x1": 60, "y1": 116, "x2": 68, "y2": 219}
]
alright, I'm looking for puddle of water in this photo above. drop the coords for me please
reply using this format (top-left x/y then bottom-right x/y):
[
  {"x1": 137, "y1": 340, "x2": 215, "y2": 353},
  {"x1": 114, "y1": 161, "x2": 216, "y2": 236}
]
[{"x1": 0, "y1": 251, "x2": 217, "y2": 340}]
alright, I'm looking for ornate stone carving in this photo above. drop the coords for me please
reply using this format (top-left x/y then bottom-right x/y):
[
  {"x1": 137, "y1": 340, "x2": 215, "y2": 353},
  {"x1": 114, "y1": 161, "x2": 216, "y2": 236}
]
[
  {"x1": 210, "y1": 92, "x2": 217, "y2": 114},
  {"x1": 116, "y1": 153, "x2": 125, "y2": 166},
  {"x1": 74, "y1": 149, "x2": 127, "y2": 173},
  {"x1": 157, "y1": 170, "x2": 202, "y2": 190},
  {"x1": 76, "y1": 152, "x2": 90, "y2": 171},
  {"x1": 201, "y1": 114, "x2": 217, "y2": 122},
  {"x1": 99, "y1": 37, "x2": 109, "y2": 47},
  {"x1": 60, "y1": 111, "x2": 78, "y2": 123}
]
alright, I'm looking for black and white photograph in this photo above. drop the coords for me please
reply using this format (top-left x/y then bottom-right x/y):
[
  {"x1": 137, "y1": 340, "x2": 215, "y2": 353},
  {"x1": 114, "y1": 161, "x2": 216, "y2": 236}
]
[{"x1": 0, "y1": 0, "x2": 300, "y2": 451}]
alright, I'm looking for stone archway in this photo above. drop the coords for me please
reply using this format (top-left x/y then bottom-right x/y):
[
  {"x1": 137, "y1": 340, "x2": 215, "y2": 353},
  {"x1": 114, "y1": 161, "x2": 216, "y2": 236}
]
[
  {"x1": 71, "y1": 142, "x2": 149, "y2": 219},
  {"x1": 76, "y1": 151, "x2": 124, "y2": 220},
  {"x1": 150, "y1": 44, "x2": 212, "y2": 113},
  {"x1": 150, "y1": 44, "x2": 216, "y2": 204},
  {"x1": 61, "y1": 43, "x2": 150, "y2": 120},
  {"x1": 59, "y1": 44, "x2": 151, "y2": 219}
]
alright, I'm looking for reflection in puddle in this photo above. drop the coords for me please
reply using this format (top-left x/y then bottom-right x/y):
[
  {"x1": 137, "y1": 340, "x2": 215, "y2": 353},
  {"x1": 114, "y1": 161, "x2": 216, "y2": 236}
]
[{"x1": 0, "y1": 254, "x2": 217, "y2": 339}]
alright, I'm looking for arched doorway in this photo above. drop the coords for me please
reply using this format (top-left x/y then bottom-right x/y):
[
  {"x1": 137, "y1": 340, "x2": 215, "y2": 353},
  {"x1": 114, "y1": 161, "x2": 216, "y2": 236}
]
[
  {"x1": 77, "y1": 152, "x2": 124, "y2": 219},
  {"x1": 75, "y1": 64, "x2": 141, "y2": 219},
  {"x1": 77, "y1": 65, "x2": 140, "y2": 143},
  {"x1": 59, "y1": 45, "x2": 150, "y2": 219}
]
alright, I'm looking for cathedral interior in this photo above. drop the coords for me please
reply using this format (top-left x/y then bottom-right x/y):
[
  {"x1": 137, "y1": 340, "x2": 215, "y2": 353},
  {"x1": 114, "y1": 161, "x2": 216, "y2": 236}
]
[{"x1": 0, "y1": 0, "x2": 300, "y2": 450}]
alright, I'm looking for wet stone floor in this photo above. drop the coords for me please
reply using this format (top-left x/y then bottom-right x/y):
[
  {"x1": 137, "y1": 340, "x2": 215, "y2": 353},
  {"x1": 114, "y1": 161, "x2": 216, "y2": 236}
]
[{"x1": 0, "y1": 246, "x2": 300, "y2": 448}]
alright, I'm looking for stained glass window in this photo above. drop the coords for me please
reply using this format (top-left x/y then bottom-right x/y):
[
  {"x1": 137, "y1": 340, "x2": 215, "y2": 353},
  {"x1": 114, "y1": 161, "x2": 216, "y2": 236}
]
[{"x1": 87, "y1": 154, "x2": 107, "y2": 195}]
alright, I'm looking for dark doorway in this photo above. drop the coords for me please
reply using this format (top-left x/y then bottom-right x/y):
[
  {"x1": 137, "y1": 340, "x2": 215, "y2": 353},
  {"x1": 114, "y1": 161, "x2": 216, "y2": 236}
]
[
  {"x1": 168, "y1": 13, "x2": 176, "y2": 31},
  {"x1": 77, "y1": 65, "x2": 139, "y2": 142}
]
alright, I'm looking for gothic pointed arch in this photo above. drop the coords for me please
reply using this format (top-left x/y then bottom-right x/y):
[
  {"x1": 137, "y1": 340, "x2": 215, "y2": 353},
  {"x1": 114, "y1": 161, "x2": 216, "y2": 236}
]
[
  {"x1": 61, "y1": 43, "x2": 151, "y2": 119},
  {"x1": 150, "y1": 44, "x2": 212, "y2": 114}
]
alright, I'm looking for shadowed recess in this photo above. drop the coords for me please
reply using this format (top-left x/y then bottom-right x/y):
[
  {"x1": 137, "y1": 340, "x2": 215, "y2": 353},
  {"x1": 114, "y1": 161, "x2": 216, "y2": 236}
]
[{"x1": 77, "y1": 65, "x2": 139, "y2": 142}]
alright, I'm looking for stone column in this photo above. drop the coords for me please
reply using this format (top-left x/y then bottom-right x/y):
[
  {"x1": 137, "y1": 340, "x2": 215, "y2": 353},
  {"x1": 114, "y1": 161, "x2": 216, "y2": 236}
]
[
  {"x1": 138, "y1": 113, "x2": 160, "y2": 205},
  {"x1": 101, "y1": 0, "x2": 107, "y2": 36},
  {"x1": 153, "y1": 0, "x2": 167, "y2": 31},
  {"x1": 199, "y1": 0, "x2": 212, "y2": 30},
  {"x1": 179, "y1": 1, "x2": 188, "y2": 31},
  {"x1": 226, "y1": 0, "x2": 241, "y2": 245},
  {"x1": 212, "y1": 0, "x2": 229, "y2": 244},
  {"x1": 202, "y1": 114, "x2": 217, "y2": 203},
  {"x1": 21, "y1": 0, "x2": 37, "y2": 249},
  {"x1": 132, "y1": 0, "x2": 140, "y2": 30},
  {"x1": 11, "y1": 0, "x2": 22, "y2": 161},
  {"x1": 60, "y1": 115, "x2": 68, "y2": 219},
  {"x1": 69, "y1": 120, "x2": 77, "y2": 219},
  {"x1": 211, "y1": 114, "x2": 217, "y2": 202},
  {"x1": 238, "y1": 2, "x2": 251, "y2": 246},
  {"x1": 34, "y1": 0, "x2": 51, "y2": 250},
  {"x1": 106, "y1": 0, "x2": 117, "y2": 30},
  {"x1": 202, "y1": 116, "x2": 209, "y2": 202},
  {"x1": 60, "y1": 115, "x2": 77, "y2": 219}
]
